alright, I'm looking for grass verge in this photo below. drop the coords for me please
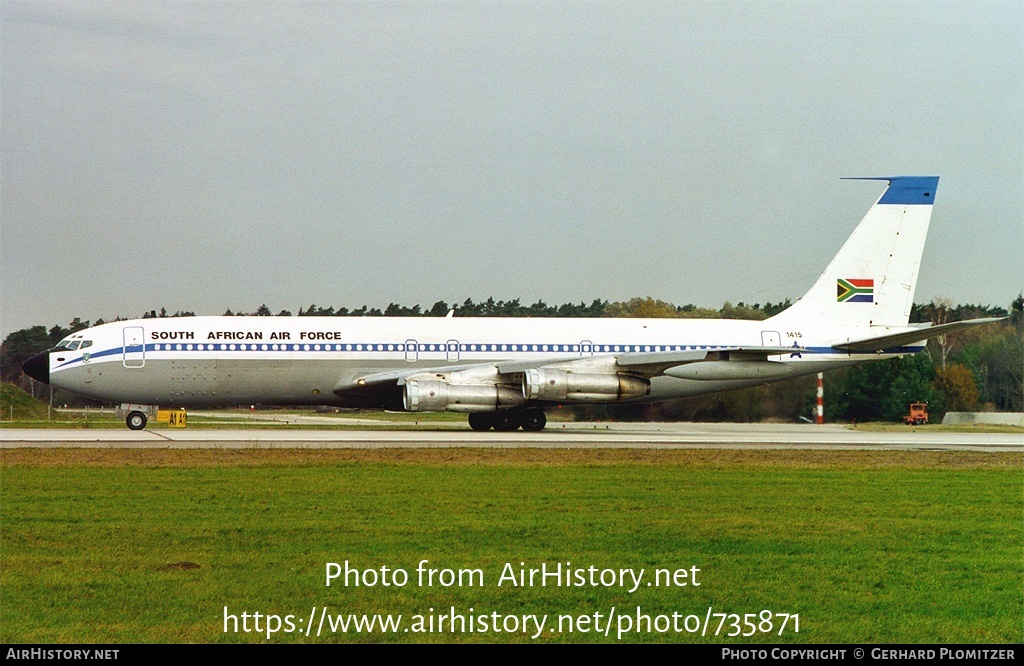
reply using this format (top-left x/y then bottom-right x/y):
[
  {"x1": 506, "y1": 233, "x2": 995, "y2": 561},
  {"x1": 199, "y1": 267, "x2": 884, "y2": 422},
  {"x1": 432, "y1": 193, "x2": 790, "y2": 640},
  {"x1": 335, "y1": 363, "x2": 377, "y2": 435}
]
[{"x1": 1, "y1": 448, "x2": 1020, "y2": 643}]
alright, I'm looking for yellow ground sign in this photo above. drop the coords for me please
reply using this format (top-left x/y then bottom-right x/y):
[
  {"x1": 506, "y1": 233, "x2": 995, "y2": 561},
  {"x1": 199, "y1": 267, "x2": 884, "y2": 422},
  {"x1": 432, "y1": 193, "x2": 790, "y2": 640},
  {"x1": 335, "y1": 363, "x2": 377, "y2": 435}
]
[{"x1": 156, "y1": 410, "x2": 187, "y2": 427}]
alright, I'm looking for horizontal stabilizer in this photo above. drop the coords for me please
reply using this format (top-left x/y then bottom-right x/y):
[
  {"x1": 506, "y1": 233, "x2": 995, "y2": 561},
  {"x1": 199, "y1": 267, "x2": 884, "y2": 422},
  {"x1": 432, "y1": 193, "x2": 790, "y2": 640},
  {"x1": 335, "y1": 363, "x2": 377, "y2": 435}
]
[{"x1": 832, "y1": 317, "x2": 1005, "y2": 353}]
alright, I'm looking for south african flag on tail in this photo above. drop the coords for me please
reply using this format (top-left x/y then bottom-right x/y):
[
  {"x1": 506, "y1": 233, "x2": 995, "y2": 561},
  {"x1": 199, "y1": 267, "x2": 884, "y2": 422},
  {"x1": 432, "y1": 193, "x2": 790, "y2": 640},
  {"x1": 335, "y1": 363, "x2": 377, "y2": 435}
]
[{"x1": 837, "y1": 278, "x2": 874, "y2": 303}]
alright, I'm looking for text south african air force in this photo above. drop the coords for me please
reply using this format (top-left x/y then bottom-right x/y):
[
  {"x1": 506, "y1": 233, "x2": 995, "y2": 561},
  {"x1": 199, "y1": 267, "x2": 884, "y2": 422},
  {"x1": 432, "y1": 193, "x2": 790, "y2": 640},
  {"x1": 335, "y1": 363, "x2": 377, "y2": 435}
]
[
  {"x1": 151, "y1": 331, "x2": 380, "y2": 341},
  {"x1": 327, "y1": 560, "x2": 701, "y2": 594}
]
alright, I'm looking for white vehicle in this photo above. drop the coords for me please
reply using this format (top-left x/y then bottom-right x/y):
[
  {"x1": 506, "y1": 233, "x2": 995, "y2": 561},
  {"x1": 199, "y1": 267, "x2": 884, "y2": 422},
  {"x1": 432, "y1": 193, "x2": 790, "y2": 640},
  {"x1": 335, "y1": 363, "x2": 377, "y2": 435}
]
[{"x1": 23, "y1": 176, "x2": 998, "y2": 431}]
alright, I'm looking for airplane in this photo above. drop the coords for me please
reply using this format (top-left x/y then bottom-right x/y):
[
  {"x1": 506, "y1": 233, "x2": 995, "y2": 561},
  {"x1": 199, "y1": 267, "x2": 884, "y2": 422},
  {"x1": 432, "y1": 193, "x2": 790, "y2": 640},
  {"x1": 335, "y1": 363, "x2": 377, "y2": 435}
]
[{"x1": 22, "y1": 176, "x2": 1001, "y2": 431}]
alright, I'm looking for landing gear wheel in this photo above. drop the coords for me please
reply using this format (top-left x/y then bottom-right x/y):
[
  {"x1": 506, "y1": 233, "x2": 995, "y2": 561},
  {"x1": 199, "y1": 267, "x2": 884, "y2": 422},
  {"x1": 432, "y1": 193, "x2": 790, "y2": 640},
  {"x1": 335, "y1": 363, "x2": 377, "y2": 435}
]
[
  {"x1": 468, "y1": 412, "x2": 495, "y2": 431},
  {"x1": 493, "y1": 410, "x2": 521, "y2": 432},
  {"x1": 521, "y1": 407, "x2": 547, "y2": 432},
  {"x1": 126, "y1": 411, "x2": 148, "y2": 431}
]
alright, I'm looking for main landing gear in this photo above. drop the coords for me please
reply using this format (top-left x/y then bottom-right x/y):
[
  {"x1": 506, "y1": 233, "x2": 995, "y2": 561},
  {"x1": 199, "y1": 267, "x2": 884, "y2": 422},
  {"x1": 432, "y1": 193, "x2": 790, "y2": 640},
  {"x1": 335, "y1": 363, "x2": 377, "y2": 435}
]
[{"x1": 468, "y1": 407, "x2": 547, "y2": 432}]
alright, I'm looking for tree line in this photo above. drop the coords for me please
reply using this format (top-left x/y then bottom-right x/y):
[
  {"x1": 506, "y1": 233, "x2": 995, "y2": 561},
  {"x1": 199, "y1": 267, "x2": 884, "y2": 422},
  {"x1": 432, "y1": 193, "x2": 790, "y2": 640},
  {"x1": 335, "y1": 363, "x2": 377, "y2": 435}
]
[
  {"x1": 825, "y1": 297, "x2": 1023, "y2": 419},
  {"x1": 214, "y1": 296, "x2": 794, "y2": 319},
  {"x1": 2, "y1": 295, "x2": 1020, "y2": 421}
]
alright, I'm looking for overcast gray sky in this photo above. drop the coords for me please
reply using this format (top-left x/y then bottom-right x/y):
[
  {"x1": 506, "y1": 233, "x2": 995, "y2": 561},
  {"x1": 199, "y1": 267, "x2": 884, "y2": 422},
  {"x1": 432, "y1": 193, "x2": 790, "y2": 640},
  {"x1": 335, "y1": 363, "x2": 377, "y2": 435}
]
[{"x1": 2, "y1": 1, "x2": 1021, "y2": 338}]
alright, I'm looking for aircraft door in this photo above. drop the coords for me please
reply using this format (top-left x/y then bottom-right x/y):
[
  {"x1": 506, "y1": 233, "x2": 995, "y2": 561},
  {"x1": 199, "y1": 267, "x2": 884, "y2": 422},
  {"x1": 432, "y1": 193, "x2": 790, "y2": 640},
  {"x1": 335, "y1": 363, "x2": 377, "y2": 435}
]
[
  {"x1": 405, "y1": 339, "x2": 418, "y2": 362},
  {"x1": 123, "y1": 326, "x2": 145, "y2": 368},
  {"x1": 761, "y1": 330, "x2": 782, "y2": 361},
  {"x1": 580, "y1": 339, "x2": 594, "y2": 356},
  {"x1": 446, "y1": 340, "x2": 460, "y2": 362}
]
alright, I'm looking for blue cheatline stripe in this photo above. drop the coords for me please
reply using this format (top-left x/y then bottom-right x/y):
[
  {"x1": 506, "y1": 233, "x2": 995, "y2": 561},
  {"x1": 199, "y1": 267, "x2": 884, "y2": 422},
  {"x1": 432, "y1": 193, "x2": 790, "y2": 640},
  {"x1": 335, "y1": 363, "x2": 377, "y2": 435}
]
[
  {"x1": 151, "y1": 342, "x2": 699, "y2": 353},
  {"x1": 52, "y1": 341, "x2": 924, "y2": 371},
  {"x1": 54, "y1": 346, "x2": 123, "y2": 368}
]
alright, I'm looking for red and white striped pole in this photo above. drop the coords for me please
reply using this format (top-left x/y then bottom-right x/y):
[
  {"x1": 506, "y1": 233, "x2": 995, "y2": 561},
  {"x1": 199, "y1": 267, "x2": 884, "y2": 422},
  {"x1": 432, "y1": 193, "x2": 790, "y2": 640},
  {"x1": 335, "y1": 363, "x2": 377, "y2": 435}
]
[{"x1": 816, "y1": 373, "x2": 824, "y2": 424}]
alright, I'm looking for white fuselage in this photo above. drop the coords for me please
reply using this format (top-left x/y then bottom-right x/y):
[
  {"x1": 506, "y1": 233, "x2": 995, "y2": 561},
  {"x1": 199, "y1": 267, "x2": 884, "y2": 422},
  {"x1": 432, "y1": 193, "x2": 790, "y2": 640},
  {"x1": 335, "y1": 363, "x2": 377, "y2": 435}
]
[{"x1": 45, "y1": 315, "x2": 920, "y2": 408}]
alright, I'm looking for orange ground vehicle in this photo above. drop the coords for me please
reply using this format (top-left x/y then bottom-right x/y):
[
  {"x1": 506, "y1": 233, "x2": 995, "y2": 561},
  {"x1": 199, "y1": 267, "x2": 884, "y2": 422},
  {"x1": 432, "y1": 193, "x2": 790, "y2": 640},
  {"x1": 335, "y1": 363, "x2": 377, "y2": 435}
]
[{"x1": 903, "y1": 402, "x2": 929, "y2": 425}]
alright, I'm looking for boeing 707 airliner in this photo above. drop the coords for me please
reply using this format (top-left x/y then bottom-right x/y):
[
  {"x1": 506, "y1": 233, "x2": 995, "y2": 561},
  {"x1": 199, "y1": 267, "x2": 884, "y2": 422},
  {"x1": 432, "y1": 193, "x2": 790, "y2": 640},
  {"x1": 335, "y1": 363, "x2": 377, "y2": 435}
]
[{"x1": 22, "y1": 176, "x2": 1000, "y2": 430}]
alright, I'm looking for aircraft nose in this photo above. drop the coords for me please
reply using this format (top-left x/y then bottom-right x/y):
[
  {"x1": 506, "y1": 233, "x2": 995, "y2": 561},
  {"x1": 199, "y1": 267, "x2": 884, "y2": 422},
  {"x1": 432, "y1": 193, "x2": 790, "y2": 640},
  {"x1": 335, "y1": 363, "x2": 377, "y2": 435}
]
[{"x1": 22, "y1": 351, "x2": 51, "y2": 385}]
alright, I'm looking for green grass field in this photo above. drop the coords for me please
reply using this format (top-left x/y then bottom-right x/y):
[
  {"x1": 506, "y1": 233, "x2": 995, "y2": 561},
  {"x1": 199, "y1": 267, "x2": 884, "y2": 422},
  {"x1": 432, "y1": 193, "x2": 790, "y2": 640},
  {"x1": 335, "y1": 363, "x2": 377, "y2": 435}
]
[{"x1": 1, "y1": 449, "x2": 1020, "y2": 643}]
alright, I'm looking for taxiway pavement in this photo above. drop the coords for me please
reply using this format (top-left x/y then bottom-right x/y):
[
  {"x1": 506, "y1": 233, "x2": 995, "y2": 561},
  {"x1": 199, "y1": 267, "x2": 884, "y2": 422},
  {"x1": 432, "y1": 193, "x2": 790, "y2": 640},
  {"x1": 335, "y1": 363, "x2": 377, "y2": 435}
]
[{"x1": 2, "y1": 422, "x2": 1020, "y2": 452}]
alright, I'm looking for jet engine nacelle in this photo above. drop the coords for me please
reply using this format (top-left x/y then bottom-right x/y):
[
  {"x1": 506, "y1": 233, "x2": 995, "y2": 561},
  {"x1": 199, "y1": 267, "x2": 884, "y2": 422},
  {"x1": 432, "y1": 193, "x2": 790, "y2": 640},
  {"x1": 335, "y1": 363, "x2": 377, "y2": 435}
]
[
  {"x1": 664, "y1": 360, "x2": 793, "y2": 381},
  {"x1": 403, "y1": 379, "x2": 525, "y2": 413},
  {"x1": 522, "y1": 369, "x2": 650, "y2": 402}
]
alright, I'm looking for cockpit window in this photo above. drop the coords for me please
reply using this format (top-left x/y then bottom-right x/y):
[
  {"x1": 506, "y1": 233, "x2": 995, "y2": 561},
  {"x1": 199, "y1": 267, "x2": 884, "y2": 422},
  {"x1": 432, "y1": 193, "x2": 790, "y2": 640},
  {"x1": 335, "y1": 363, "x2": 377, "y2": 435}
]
[{"x1": 56, "y1": 336, "x2": 91, "y2": 351}]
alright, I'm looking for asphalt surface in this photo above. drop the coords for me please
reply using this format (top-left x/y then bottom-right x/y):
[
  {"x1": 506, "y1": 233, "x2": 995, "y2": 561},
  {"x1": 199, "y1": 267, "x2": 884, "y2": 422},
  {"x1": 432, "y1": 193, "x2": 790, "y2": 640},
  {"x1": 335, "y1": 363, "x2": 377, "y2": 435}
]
[{"x1": 2, "y1": 421, "x2": 1021, "y2": 452}]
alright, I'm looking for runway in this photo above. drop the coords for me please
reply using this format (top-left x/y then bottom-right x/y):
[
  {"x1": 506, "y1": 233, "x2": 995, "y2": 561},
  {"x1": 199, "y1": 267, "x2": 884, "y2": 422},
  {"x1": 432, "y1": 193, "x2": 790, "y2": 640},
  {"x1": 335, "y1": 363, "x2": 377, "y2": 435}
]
[{"x1": 2, "y1": 422, "x2": 1021, "y2": 452}]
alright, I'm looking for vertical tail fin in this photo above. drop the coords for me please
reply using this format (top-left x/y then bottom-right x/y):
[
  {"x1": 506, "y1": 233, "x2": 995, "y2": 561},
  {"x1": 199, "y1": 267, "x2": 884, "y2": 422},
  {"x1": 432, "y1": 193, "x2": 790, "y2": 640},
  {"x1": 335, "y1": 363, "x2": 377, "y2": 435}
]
[{"x1": 770, "y1": 176, "x2": 939, "y2": 328}]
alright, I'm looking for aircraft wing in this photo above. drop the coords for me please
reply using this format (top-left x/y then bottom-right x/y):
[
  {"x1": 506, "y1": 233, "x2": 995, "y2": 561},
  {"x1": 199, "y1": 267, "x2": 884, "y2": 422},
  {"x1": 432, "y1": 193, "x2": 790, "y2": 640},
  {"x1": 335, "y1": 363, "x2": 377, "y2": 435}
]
[
  {"x1": 611, "y1": 346, "x2": 803, "y2": 375},
  {"x1": 493, "y1": 346, "x2": 802, "y2": 377},
  {"x1": 332, "y1": 345, "x2": 806, "y2": 400},
  {"x1": 332, "y1": 356, "x2": 582, "y2": 396},
  {"x1": 832, "y1": 317, "x2": 1005, "y2": 353},
  {"x1": 331, "y1": 364, "x2": 463, "y2": 394}
]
